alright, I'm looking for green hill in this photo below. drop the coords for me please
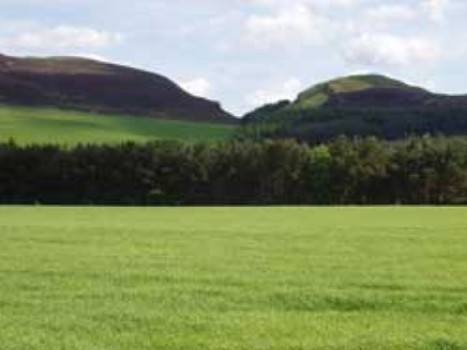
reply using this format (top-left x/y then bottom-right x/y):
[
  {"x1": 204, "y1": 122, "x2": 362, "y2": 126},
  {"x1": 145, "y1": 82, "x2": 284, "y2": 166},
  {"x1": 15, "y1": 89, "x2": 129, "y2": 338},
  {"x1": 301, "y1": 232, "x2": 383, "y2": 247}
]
[
  {"x1": 294, "y1": 74, "x2": 421, "y2": 109},
  {"x1": 242, "y1": 74, "x2": 467, "y2": 142},
  {"x1": 0, "y1": 105, "x2": 235, "y2": 145}
]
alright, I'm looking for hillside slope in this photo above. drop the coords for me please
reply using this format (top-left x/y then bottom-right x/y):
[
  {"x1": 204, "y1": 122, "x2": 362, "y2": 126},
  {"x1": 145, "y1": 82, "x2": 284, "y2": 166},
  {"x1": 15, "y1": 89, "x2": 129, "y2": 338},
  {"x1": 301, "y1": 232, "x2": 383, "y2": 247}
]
[
  {"x1": 0, "y1": 54, "x2": 236, "y2": 124},
  {"x1": 243, "y1": 74, "x2": 467, "y2": 141},
  {"x1": 0, "y1": 105, "x2": 235, "y2": 145}
]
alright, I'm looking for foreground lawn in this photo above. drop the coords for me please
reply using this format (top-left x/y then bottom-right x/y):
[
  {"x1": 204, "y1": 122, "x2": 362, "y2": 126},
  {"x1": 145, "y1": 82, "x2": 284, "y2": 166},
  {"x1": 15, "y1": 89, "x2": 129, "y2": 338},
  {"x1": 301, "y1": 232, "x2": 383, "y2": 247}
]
[
  {"x1": 0, "y1": 105, "x2": 235, "y2": 145},
  {"x1": 0, "y1": 207, "x2": 466, "y2": 350}
]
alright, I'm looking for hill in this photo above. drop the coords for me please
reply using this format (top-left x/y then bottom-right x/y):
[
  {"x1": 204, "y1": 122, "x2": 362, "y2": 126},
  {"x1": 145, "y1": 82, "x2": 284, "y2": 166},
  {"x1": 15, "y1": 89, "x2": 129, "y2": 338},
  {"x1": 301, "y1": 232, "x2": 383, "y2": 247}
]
[
  {"x1": 0, "y1": 53, "x2": 236, "y2": 124},
  {"x1": 0, "y1": 105, "x2": 235, "y2": 145},
  {"x1": 242, "y1": 74, "x2": 467, "y2": 142}
]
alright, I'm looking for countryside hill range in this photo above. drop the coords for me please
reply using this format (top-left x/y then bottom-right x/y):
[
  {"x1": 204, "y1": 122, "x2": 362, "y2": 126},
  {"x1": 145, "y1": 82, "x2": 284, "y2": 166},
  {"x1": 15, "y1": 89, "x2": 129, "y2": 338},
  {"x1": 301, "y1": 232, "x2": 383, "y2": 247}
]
[{"x1": 1, "y1": 53, "x2": 467, "y2": 141}]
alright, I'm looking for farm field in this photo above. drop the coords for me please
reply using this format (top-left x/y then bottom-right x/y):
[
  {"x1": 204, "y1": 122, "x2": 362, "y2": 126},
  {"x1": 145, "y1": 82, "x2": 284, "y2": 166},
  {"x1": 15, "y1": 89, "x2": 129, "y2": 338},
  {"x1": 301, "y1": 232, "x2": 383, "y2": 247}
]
[
  {"x1": 0, "y1": 105, "x2": 235, "y2": 145},
  {"x1": 0, "y1": 207, "x2": 466, "y2": 349}
]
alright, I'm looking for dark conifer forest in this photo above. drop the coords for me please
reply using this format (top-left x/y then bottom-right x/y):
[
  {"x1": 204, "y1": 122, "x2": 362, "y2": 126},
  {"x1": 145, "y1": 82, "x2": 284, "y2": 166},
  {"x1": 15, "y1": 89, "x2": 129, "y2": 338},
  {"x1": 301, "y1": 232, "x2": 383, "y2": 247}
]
[{"x1": 1, "y1": 136, "x2": 466, "y2": 205}]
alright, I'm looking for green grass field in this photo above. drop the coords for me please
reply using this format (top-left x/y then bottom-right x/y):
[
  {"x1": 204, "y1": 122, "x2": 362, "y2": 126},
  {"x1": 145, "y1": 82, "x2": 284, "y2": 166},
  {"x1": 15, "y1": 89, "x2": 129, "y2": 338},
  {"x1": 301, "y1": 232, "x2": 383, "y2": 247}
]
[
  {"x1": 0, "y1": 105, "x2": 235, "y2": 145},
  {"x1": 1, "y1": 207, "x2": 466, "y2": 349}
]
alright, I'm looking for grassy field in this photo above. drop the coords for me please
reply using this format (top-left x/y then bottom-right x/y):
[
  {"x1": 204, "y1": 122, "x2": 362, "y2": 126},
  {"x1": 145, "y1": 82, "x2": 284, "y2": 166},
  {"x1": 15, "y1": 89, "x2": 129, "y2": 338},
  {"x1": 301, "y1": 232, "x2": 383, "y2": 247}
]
[
  {"x1": 0, "y1": 105, "x2": 235, "y2": 145},
  {"x1": 0, "y1": 207, "x2": 466, "y2": 349}
]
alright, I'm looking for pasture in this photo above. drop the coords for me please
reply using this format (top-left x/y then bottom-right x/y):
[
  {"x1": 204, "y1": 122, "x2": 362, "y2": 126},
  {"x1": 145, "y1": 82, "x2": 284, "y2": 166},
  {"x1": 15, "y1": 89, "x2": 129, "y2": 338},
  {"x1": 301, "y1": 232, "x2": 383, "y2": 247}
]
[
  {"x1": 0, "y1": 207, "x2": 466, "y2": 349},
  {"x1": 0, "y1": 105, "x2": 235, "y2": 145}
]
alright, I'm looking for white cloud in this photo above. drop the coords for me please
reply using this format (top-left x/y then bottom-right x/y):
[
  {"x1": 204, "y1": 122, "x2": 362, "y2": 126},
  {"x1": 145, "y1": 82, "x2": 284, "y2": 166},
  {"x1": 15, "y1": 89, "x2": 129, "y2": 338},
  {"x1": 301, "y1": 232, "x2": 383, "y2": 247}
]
[
  {"x1": 2, "y1": 0, "x2": 101, "y2": 4},
  {"x1": 251, "y1": 0, "x2": 359, "y2": 9},
  {"x1": 344, "y1": 33, "x2": 440, "y2": 67},
  {"x1": 1, "y1": 26, "x2": 121, "y2": 49},
  {"x1": 180, "y1": 77, "x2": 212, "y2": 98},
  {"x1": 424, "y1": 0, "x2": 449, "y2": 21},
  {"x1": 244, "y1": 5, "x2": 329, "y2": 48},
  {"x1": 246, "y1": 77, "x2": 302, "y2": 106},
  {"x1": 364, "y1": 4, "x2": 417, "y2": 22}
]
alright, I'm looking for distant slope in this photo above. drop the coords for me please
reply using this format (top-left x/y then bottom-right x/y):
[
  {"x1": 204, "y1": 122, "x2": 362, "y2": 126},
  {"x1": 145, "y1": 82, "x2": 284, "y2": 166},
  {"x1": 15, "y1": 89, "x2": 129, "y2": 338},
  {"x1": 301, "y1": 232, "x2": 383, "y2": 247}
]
[
  {"x1": 0, "y1": 105, "x2": 235, "y2": 145},
  {"x1": 0, "y1": 53, "x2": 236, "y2": 124},
  {"x1": 243, "y1": 74, "x2": 467, "y2": 141},
  {"x1": 295, "y1": 74, "x2": 416, "y2": 109}
]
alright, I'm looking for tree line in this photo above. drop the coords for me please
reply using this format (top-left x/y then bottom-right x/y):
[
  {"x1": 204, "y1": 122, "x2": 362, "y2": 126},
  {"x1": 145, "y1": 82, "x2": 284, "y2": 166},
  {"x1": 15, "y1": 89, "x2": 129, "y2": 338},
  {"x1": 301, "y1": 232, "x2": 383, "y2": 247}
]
[
  {"x1": 240, "y1": 106, "x2": 467, "y2": 143},
  {"x1": 0, "y1": 135, "x2": 466, "y2": 205}
]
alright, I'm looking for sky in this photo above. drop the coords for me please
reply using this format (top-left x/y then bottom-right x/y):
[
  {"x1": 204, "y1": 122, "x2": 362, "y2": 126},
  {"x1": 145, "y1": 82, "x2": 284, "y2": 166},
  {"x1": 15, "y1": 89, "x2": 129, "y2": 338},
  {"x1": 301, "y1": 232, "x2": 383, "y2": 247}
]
[{"x1": 1, "y1": 0, "x2": 466, "y2": 116}]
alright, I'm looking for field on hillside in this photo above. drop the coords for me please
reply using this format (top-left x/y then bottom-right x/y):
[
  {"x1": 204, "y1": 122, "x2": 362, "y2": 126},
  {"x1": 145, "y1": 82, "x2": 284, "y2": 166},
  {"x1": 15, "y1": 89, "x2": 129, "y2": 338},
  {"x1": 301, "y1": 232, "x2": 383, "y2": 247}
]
[
  {"x1": 1, "y1": 207, "x2": 466, "y2": 350},
  {"x1": 0, "y1": 105, "x2": 235, "y2": 145}
]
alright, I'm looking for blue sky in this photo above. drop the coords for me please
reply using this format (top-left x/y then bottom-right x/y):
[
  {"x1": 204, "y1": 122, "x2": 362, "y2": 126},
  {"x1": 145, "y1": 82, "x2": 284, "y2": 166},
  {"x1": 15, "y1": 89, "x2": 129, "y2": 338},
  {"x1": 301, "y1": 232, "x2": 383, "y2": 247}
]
[{"x1": 1, "y1": 0, "x2": 466, "y2": 115}]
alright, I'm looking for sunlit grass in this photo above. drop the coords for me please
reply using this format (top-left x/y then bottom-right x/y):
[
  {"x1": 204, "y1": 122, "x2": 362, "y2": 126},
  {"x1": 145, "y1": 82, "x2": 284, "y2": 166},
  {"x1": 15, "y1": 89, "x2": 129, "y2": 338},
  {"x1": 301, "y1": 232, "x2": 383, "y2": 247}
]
[
  {"x1": 0, "y1": 105, "x2": 235, "y2": 145},
  {"x1": 0, "y1": 207, "x2": 466, "y2": 349}
]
